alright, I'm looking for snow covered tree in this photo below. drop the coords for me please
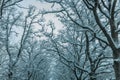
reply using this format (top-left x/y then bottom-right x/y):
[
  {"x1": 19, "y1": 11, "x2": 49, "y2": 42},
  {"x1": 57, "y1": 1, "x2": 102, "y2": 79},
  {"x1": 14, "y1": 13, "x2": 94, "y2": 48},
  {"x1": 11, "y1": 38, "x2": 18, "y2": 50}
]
[
  {"x1": 0, "y1": 0, "x2": 23, "y2": 19},
  {"x1": 82, "y1": 0, "x2": 120, "y2": 80},
  {"x1": 0, "y1": 4, "x2": 51, "y2": 80},
  {"x1": 39, "y1": 0, "x2": 120, "y2": 79}
]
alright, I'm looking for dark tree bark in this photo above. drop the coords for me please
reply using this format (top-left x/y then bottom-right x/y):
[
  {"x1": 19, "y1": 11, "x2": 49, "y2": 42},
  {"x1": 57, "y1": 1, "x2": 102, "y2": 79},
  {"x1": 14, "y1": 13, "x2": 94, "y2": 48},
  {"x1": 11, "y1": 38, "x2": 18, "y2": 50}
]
[
  {"x1": 83, "y1": 0, "x2": 120, "y2": 79},
  {"x1": 113, "y1": 49, "x2": 120, "y2": 80}
]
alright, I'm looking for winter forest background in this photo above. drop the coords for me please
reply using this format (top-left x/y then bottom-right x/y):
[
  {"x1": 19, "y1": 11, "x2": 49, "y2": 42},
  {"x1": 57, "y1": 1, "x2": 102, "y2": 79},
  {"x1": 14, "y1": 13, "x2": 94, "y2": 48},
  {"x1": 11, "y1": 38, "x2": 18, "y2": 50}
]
[{"x1": 0, "y1": 0, "x2": 120, "y2": 80}]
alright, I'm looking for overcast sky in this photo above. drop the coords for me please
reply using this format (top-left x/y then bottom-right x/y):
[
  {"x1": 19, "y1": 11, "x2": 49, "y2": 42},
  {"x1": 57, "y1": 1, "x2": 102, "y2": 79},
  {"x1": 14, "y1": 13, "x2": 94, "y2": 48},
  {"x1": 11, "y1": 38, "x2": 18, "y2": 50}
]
[
  {"x1": 11, "y1": 0, "x2": 64, "y2": 45},
  {"x1": 19, "y1": 0, "x2": 64, "y2": 34}
]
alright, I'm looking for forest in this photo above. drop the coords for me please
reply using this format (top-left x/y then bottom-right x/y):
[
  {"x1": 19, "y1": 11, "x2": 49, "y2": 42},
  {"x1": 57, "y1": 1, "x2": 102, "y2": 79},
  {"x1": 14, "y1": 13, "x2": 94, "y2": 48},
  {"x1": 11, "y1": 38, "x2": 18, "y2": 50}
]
[{"x1": 0, "y1": 0, "x2": 120, "y2": 80}]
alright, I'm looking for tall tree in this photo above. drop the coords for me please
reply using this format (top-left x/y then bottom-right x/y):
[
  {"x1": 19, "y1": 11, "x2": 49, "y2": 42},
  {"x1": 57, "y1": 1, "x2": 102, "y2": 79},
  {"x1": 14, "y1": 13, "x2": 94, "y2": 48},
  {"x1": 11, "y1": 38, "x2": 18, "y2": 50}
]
[
  {"x1": 39, "y1": 0, "x2": 119, "y2": 79},
  {"x1": 82, "y1": 0, "x2": 120, "y2": 79}
]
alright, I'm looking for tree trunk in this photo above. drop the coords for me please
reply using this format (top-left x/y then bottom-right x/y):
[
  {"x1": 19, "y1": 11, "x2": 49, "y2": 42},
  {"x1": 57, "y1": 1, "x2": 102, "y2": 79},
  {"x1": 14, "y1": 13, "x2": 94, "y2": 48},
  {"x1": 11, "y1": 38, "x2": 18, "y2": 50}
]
[
  {"x1": 89, "y1": 72, "x2": 96, "y2": 80},
  {"x1": 113, "y1": 49, "x2": 120, "y2": 80},
  {"x1": 8, "y1": 69, "x2": 13, "y2": 80}
]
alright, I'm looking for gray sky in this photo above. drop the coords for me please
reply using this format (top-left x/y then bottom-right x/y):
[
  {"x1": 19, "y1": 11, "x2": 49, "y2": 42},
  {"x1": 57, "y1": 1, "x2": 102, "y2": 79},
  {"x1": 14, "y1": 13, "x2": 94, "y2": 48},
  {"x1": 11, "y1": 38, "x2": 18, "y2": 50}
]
[
  {"x1": 19, "y1": 0, "x2": 64, "y2": 34},
  {"x1": 11, "y1": 0, "x2": 64, "y2": 44}
]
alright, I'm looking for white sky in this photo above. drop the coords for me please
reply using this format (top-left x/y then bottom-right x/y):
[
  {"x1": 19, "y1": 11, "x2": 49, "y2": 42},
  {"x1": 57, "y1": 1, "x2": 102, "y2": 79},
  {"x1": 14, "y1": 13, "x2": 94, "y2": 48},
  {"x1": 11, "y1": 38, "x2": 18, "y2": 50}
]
[
  {"x1": 10, "y1": 0, "x2": 64, "y2": 44},
  {"x1": 19, "y1": 0, "x2": 64, "y2": 34}
]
